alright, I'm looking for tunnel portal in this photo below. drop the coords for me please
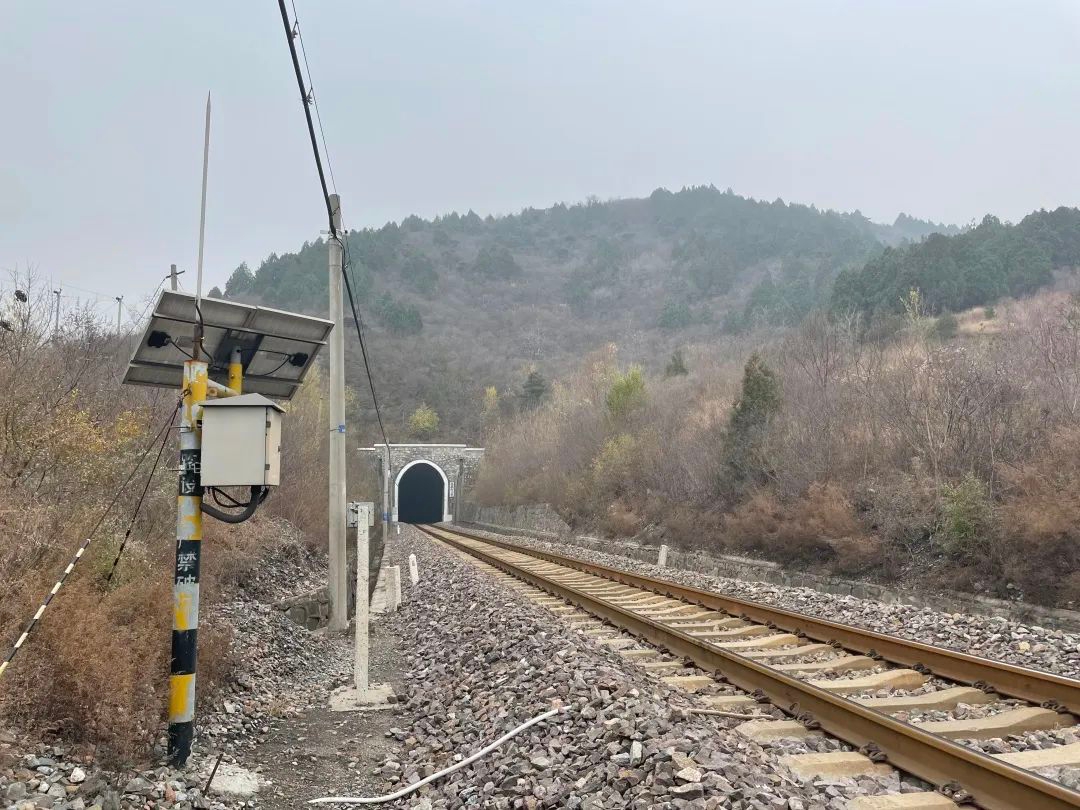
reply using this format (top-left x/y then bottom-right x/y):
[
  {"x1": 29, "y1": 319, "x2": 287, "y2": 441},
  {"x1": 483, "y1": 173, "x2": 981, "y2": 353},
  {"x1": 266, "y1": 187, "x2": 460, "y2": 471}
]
[{"x1": 396, "y1": 461, "x2": 445, "y2": 523}]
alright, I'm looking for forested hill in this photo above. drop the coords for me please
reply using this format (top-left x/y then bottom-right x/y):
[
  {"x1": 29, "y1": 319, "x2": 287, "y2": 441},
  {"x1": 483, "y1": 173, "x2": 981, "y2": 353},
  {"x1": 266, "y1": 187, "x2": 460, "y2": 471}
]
[
  {"x1": 217, "y1": 186, "x2": 955, "y2": 441},
  {"x1": 832, "y1": 208, "x2": 1080, "y2": 316}
]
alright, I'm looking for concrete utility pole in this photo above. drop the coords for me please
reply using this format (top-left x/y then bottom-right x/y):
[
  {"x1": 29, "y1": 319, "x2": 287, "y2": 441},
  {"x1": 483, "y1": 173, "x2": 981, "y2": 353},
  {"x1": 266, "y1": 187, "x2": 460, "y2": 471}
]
[
  {"x1": 52, "y1": 288, "x2": 61, "y2": 336},
  {"x1": 328, "y1": 193, "x2": 348, "y2": 632},
  {"x1": 115, "y1": 296, "x2": 124, "y2": 334},
  {"x1": 170, "y1": 264, "x2": 179, "y2": 291}
]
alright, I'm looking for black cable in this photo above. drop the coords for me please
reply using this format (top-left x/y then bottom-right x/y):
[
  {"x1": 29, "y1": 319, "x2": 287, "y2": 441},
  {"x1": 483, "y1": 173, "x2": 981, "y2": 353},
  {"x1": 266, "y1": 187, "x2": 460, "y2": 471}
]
[
  {"x1": 276, "y1": 1, "x2": 392, "y2": 452},
  {"x1": 201, "y1": 486, "x2": 265, "y2": 524},
  {"x1": 211, "y1": 487, "x2": 250, "y2": 509},
  {"x1": 338, "y1": 234, "x2": 390, "y2": 447},
  {"x1": 276, "y1": 0, "x2": 336, "y2": 238},
  {"x1": 262, "y1": 354, "x2": 294, "y2": 377},
  {"x1": 82, "y1": 397, "x2": 184, "y2": 546},
  {"x1": 105, "y1": 403, "x2": 179, "y2": 585},
  {"x1": 166, "y1": 336, "x2": 194, "y2": 360},
  {"x1": 290, "y1": 0, "x2": 337, "y2": 195}
]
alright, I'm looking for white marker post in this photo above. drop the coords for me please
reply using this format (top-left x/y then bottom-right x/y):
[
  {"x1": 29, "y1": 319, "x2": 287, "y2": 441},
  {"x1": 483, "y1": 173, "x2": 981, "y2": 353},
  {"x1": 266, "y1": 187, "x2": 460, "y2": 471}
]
[
  {"x1": 386, "y1": 566, "x2": 402, "y2": 612},
  {"x1": 657, "y1": 544, "x2": 669, "y2": 568},
  {"x1": 408, "y1": 553, "x2": 419, "y2": 586},
  {"x1": 330, "y1": 502, "x2": 393, "y2": 711},
  {"x1": 355, "y1": 503, "x2": 370, "y2": 692}
]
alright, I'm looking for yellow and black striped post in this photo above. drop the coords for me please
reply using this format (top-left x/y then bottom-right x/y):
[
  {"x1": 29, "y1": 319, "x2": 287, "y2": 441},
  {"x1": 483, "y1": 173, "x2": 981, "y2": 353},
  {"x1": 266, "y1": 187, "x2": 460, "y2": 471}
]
[{"x1": 169, "y1": 358, "x2": 207, "y2": 765}]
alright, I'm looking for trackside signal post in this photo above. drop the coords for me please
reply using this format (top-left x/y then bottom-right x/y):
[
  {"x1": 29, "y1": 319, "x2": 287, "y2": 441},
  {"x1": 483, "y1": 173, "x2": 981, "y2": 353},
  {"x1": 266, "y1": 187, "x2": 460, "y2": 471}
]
[{"x1": 124, "y1": 291, "x2": 333, "y2": 765}]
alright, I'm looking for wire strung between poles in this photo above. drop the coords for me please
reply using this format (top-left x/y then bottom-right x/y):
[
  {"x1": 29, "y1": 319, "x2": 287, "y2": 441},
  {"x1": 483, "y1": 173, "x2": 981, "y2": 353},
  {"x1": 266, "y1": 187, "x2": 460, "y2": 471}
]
[
  {"x1": 0, "y1": 401, "x2": 182, "y2": 680},
  {"x1": 105, "y1": 402, "x2": 181, "y2": 585},
  {"x1": 275, "y1": 0, "x2": 392, "y2": 452}
]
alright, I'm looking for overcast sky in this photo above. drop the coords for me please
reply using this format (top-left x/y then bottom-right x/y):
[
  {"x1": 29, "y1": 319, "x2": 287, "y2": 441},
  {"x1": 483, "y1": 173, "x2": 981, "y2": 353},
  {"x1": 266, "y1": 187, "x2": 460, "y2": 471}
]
[{"x1": 3, "y1": 1, "x2": 1080, "y2": 320}]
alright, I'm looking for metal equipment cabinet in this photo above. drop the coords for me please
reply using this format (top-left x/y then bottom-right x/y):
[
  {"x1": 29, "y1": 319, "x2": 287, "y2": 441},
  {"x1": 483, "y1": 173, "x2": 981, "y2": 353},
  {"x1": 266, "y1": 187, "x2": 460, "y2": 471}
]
[{"x1": 200, "y1": 393, "x2": 284, "y2": 487}]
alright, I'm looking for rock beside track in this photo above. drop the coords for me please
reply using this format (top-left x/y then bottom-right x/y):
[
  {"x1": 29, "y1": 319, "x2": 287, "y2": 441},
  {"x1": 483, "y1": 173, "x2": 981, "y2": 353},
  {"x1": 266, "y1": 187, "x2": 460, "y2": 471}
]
[
  {"x1": 353, "y1": 526, "x2": 916, "y2": 809},
  {"x1": 462, "y1": 527, "x2": 1080, "y2": 679}
]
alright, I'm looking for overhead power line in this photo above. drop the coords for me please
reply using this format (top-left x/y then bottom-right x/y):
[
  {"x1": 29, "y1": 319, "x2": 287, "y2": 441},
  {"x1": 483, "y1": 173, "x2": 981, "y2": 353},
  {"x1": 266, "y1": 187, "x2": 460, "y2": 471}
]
[
  {"x1": 290, "y1": 0, "x2": 338, "y2": 195},
  {"x1": 275, "y1": 0, "x2": 390, "y2": 450}
]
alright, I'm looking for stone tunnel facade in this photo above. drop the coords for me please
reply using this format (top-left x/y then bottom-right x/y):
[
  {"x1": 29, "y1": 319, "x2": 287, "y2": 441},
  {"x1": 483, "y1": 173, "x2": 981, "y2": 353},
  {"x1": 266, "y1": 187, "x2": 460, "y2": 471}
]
[{"x1": 359, "y1": 443, "x2": 485, "y2": 524}]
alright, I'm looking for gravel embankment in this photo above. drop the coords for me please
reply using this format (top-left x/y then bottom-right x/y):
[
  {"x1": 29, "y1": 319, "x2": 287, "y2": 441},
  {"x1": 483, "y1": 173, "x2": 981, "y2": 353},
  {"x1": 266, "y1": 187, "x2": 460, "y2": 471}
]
[
  {"x1": 462, "y1": 527, "x2": 1080, "y2": 678},
  {"x1": 331, "y1": 526, "x2": 934, "y2": 809}
]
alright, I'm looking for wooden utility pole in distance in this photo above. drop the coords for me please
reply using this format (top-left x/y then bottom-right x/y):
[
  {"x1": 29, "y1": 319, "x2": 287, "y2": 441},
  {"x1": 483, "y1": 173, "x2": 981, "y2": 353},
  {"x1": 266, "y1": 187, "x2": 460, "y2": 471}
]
[{"x1": 327, "y1": 193, "x2": 348, "y2": 632}]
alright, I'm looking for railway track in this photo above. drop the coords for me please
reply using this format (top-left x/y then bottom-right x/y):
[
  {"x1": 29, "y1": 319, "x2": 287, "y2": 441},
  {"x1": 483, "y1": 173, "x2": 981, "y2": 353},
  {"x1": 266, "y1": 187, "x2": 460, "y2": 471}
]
[{"x1": 418, "y1": 523, "x2": 1080, "y2": 810}]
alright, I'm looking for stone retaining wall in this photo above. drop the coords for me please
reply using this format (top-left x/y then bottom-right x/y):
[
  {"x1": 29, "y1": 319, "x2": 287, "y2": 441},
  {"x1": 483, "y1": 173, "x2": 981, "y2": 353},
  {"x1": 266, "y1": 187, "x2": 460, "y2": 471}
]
[
  {"x1": 459, "y1": 504, "x2": 1080, "y2": 633},
  {"x1": 276, "y1": 589, "x2": 331, "y2": 631}
]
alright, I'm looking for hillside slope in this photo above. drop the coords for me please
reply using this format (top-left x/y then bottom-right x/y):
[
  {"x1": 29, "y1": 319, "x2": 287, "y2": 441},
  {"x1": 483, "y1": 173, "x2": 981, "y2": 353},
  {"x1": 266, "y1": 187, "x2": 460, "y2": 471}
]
[
  {"x1": 833, "y1": 208, "x2": 1080, "y2": 316},
  {"x1": 221, "y1": 186, "x2": 953, "y2": 442}
]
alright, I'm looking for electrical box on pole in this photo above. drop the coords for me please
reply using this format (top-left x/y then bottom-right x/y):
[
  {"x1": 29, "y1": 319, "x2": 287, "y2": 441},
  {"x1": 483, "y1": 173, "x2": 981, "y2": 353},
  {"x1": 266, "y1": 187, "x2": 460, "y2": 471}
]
[
  {"x1": 347, "y1": 501, "x2": 376, "y2": 529},
  {"x1": 201, "y1": 394, "x2": 284, "y2": 486}
]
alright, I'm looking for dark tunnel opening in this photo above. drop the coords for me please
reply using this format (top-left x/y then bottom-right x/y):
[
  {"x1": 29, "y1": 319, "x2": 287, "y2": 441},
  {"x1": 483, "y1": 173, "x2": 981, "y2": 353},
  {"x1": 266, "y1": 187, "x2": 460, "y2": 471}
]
[{"x1": 397, "y1": 463, "x2": 445, "y2": 523}]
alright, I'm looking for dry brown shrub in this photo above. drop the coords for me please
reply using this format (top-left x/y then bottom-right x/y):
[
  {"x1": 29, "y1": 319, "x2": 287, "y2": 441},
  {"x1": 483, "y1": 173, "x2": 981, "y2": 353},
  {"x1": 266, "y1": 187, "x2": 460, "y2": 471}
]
[
  {"x1": 793, "y1": 483, "x2": 861, "y2": 538},
  {"x1": 828, "y1": 536, "x2": 892, "y2": 577},
  {"x1": 599, "y1": 501, "x2": 642, "y2": 537},
  {"x1": 997, "y1": 428, "x2": 1080, "y2": 606},
  {"x1": 475, "y1": 289, "x2": 1080, "y2": 604},
  {"x1": 720, "y1": 490, "x2": 833, "y2": 566},
  {"x1": 660, "y1": 505, "x2": 726, "y2": 551},
  {"x1": 857, "y1": 473, "x2": 940, "y2": 560},
  {"x1": 267, "y1": 366, "x2": 329, "y2": 550},
  {"x1": 0, "y1": 577, "x2": 170, "y2": 765}
]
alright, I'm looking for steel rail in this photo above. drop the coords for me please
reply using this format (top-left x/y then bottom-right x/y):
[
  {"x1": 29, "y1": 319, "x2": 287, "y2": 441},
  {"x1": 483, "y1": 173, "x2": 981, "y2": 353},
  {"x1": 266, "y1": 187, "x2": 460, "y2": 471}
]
[
  {"x1": 419, "y1": 524, "x2": 1080, "y2": 810},
  {"x1": 434, "y1": 524, "x2": 1080, "y2": 714}
]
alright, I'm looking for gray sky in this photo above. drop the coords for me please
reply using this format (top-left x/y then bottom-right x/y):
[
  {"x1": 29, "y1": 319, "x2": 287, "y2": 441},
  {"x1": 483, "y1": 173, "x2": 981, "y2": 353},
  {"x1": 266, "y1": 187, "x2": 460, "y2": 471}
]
[{"x1": 4, "y1": 1, "x2": 1080, "y2": 319}]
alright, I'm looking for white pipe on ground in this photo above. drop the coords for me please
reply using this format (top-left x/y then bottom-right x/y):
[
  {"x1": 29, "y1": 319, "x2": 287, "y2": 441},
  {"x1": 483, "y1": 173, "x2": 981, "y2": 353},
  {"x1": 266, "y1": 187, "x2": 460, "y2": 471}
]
[{"x1": 308, "y1": 706, "x2": 562, "y2": 805}]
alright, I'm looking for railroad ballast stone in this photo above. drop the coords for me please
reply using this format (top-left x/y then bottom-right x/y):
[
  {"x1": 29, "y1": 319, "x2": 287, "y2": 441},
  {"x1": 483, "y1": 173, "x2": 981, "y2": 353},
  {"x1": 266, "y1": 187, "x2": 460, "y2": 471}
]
[
  {"x1": 354, "y1": 526, "x2": 919, "y2": 809},
  {"x1": 458, "y1": 525, "x2": 1080, "y2": 680}
]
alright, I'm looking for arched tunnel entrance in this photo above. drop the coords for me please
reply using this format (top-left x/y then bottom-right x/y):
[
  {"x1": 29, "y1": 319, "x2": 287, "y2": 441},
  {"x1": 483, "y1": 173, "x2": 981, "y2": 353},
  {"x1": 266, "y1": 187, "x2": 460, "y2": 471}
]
[{"x1": 396, "y1": 461, "x2": 446, "y2": 523}]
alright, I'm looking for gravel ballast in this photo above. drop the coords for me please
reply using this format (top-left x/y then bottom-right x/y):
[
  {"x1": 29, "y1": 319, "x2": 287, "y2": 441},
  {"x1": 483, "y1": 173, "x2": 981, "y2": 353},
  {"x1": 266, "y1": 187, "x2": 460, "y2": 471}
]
[
  {"x1": 460, "y1": 526, "x2": 1080, "y2": 679},
  {"x1": 326, "y1": 526, "x2": 933, "y2": 809}
]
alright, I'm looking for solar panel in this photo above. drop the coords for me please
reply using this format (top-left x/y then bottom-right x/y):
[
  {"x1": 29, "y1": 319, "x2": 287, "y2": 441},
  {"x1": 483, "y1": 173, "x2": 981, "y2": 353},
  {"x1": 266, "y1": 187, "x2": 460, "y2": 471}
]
[{"x1": 123, "y1": 291, "x2": 333, "y2": 400}]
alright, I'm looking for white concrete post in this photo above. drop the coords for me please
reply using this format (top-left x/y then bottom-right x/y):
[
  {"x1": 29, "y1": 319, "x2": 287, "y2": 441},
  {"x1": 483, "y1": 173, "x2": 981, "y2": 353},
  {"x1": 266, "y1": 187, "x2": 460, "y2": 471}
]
[
  {"x1": 354, "y1": 504, "x2": 370, "y2": 692},
  {"x1": 386, "y1": 566, "x2": 402, "y2": 611},
  {"x1": 330, "y1": 501, "x2": 391, "y2": 711},
  {"x1": 658, "y1": 544, "x2": 669, "y2": 568},
  {"x1": 408, "y1": 553, "x2": 419, "y2": 585}
]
